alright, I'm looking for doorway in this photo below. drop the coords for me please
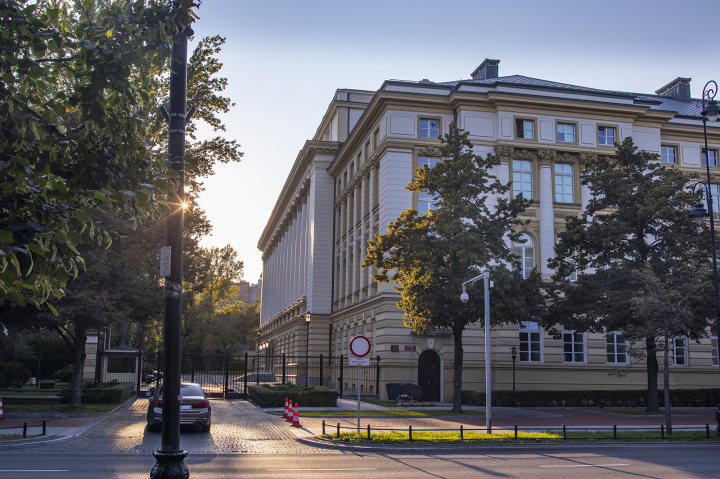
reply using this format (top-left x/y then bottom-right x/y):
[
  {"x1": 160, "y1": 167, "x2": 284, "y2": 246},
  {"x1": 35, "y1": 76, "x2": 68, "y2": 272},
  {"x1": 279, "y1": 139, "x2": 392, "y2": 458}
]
[{"x1": 417, "y1": 349, "x2": 441, "y2": 401}]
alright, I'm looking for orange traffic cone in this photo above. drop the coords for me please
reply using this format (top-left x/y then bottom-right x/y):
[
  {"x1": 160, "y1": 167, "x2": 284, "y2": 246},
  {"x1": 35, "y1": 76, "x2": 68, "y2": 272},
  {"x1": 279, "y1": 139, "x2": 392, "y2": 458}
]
[
  {"x1": 291, "y1": 402, "x2": 300, "y2": 427},
  {"x1": 283, "y1": 398, "x2": 289, "y2": 420},
  {"x1": 0, "y1": 397, "x2": 3, "y2": 419}
]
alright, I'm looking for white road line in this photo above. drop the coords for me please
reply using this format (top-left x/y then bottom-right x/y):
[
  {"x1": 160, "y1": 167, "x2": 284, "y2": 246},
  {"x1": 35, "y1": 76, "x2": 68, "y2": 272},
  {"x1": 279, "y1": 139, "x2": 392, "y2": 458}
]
[
  {"x1": 0, "y1": 470, "x2": 70, "y2": 473},
  {"x1": 539, "y1": 464, "x2": 630, "y2": 468},
  {"x1": 268, "y1": 468, "x2": 377, "y2": 471}
]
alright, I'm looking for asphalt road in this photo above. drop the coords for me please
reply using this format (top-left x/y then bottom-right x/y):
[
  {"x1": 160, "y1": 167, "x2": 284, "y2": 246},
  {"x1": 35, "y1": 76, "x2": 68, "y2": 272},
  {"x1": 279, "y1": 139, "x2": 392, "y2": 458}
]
[{"x1": 1, "y1": 445, "x2": 719, "y2": 478}]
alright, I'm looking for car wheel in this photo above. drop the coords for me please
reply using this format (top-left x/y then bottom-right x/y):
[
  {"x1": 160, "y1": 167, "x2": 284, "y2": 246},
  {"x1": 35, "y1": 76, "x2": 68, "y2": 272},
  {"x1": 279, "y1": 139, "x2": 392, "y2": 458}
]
[
  {"x1": 148, "y1": 423, "x2": 160, "y2": 432},
  {"x1": 201, "y1": 423, "x2": 211, "y2": 433}
]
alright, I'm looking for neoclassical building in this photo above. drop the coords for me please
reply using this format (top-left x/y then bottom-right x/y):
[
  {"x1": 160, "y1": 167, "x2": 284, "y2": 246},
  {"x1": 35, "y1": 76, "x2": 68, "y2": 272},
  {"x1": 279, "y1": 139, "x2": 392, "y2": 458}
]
[{"x1": 257, "y1": 59, "x2": 720, "y2": 400}]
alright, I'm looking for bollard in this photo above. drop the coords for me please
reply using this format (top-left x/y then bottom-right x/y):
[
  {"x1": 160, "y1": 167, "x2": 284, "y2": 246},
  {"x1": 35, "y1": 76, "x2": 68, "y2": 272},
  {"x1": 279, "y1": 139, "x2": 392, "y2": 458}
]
[
  {"x1": 562, "y1": 424, "x2": 566, "y2": 440},
  {"x1": 43, "y1": 420, "x2": 46, "y2": 436},
  {"x1": 613, "y1": 425, "x2": 617, "y2": 440},
  {"x1": 409, "y1": 425, "x2": 413, "y2": 442},
  {"x1": 337, "y1": 423, "x2": 341, "y2": 439},
  {"x1": 367, "y1": 424, "x2": 371, "y2": 440},
  {"x1": 460, "y1": 424, "x2": 463, "y2": 441},
  {"x1": 322, "y1": 420, "x2": 326, "y2": 436},
  {"x1": 514, "y1": 425, "x2": 518, "y2": 440},
  {"x1": 706, "y1": 424, "x2": 710, "y2": 439},
  {"x1": 284, "y1": 398, "x2": 289, "y2": 420},
  {"x1": 661, "y1": 424, "x2": 665, "y2": 440},
  {"x1": 23, "y1": 422, "x2": 27, "y2": 438}
]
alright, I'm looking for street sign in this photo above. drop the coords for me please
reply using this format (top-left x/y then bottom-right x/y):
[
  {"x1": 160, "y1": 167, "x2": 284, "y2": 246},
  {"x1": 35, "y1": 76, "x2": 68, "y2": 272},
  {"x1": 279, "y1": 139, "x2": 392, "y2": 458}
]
[
  {"x1": 349, "y1": 357, "x2": 370, "y2": 366},
  {"x1": 160, "y1": 246, "x2": 171, "y2": 278},
  {"x1": 349, "y1": 335, "x2": 371, "y2": 357}
]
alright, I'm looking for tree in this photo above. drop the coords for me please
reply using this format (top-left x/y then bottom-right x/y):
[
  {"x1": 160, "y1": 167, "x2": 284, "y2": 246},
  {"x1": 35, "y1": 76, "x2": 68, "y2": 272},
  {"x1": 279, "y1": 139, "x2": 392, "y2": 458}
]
[
  {"x1": 547, "y1": 137, "x2": 714, "y2": 416},
  {"x1": 0, "y1": 0, "x2": 198, "y2": 307},
  {"x1": 364, "y1": 123, "x2": 532, "y2": 412}
]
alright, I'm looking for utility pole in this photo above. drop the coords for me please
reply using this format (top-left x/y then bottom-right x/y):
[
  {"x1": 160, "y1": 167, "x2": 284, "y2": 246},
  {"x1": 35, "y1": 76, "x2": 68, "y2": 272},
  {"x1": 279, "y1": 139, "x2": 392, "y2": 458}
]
[{"x1": 151, "y1": 5, "x2": 194, "y2": 478}]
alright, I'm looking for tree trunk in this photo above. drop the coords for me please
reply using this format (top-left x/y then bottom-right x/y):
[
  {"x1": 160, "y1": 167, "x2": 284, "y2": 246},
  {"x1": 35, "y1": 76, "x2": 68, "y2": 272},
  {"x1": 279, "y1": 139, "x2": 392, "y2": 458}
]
[
  {"x1": 645, "y1": 336, "x2": 659, "y2": 412},
  {"x1": 451, "y1": 324, "x2": 464, "y2": 413},
  {"x1": 662, "y1": 327, "x2": 672, "y2": 435},
  {"x1": 70, "y1": 323, "x2": 87, "y2": 408}
]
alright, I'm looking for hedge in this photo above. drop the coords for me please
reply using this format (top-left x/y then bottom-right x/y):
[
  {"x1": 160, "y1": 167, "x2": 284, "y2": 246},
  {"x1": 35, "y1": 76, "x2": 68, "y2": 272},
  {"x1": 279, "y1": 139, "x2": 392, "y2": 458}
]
[
  {"x1": 248, "y1": 384, "x2": 338, "y2": 408},
  {"x1": 461, "y1": 388, "x2": 720, "y2": 408},
  {"x1": 61, "y1": 382, "x2": 134, "y2": 404}
]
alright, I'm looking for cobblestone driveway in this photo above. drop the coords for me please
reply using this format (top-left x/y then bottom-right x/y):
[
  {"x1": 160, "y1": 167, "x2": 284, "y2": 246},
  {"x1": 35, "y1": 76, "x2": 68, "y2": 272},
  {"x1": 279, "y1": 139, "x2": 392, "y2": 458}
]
[{"x1": 39, "y1": 399, "x2": 338, "y2": 454}]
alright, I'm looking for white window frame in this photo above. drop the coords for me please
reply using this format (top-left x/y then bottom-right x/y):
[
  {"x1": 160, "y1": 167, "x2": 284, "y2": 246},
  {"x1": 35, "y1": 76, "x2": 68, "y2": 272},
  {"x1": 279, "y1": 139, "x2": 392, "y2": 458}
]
[
  {"x1": 514, "y1": 233, "x2": 535, "y2": 279},
  {"x1": 419, "y1": 119, "x2": 439, "y2": 139},
  {"x1": 702, "y1": 148, "x2": 718, "y2": 167},
  {"x1": 673, "y1": 336, "x2": 687, "y2": 366},
  {"x1": 598, "y1": 126, "x2": 616, "y2": 146},
  {"x1": 515, "y1": 118, "x2": 535, "y2": 140},
  {"x1": 709, "y1": 184, "x2": 720, "y2": 221},
  {"x1": 661, "y1": 145, "x2": 677, "y2": 164},
  {"x1": 563, "y1": 331, "x2": 586, "y2": 363},
  {"x1": 512, "y1": 159, "x2": 533, "y2": 200},
  {"x1": 606, "y1": 332, "x2": 628, "y2": 364},
  {"x1": 417, "y1": 156, "x2": 440, "y2": 215},
  {"x1": 554, "y1": 163, "x2": 575, "y2": 203},
  {"x1": 557, "y1": 123, "x2": 576, "y2": 143},
  {"x1": 519, "y1": 321, "x2": 542, "y2": 362}
]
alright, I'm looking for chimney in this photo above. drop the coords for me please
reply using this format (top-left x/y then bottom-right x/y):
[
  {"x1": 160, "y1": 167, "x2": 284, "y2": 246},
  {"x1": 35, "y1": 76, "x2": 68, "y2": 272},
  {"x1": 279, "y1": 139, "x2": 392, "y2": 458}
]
[
  {"x1": 471, "y1": 59, "x2": 500, "y2": 80},
  {"x1": 655, "y1": 77, "x2": 692, "y2": 101}
]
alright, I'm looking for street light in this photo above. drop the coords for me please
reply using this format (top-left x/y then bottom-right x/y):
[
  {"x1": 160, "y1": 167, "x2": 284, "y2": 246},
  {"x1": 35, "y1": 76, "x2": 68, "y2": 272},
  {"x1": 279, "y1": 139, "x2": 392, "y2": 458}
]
[
  {"x1": 460, "y1": 271, "x2": 492, "y2": 433},
  {"x1": 304, "y1": 311, "x2": 311, "y2": 389},
  {"x1": 689, "y1": 80, "x2": 720, "y2": 375},
  {"x1": 511, "y1": 346, "x2": 517, "y2": 391}
]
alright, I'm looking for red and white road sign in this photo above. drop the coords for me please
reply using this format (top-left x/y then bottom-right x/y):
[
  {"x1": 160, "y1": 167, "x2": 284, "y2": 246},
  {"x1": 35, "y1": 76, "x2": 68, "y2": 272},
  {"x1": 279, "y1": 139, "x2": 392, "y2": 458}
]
[{"x1": 349, "y1": 335, "x2": 371, "y2": 357}]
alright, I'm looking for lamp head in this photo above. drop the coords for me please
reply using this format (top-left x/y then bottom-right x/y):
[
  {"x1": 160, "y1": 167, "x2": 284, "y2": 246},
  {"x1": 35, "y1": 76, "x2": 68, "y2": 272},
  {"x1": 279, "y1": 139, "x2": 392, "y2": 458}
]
[
  {"x1": 690, "y1": 200, "x2": 709, "y2": 225},
  {"x1": 305, "y1": 311, "x2": 311, "y2": 323},
  {"x1": 704, "y1": 98, "x2": 720, "y2": 123}
]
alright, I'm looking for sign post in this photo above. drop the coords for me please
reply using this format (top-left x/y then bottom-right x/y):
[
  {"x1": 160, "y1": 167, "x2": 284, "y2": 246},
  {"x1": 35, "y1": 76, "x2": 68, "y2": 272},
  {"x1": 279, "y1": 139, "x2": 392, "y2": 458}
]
[{"x1": 349, "y1": 335, "x2": 371, "y2": 433}]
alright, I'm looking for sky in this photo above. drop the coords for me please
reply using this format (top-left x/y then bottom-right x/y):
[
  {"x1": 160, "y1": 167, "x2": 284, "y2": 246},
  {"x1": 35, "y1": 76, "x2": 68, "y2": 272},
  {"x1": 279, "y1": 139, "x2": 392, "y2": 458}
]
[{"x1": 187, "y1": 0, "x2": 720, "y2": 283}]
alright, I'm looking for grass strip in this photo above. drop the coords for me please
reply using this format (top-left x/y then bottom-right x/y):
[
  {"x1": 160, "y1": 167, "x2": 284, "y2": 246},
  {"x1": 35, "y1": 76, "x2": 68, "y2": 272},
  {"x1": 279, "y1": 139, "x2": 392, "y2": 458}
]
[
  {"x1": 5, "y1": 404, "x2": 119, "y2": 413},
  {"x1": 323, "y1": 429, "x2": 716, "y2": 444},
  {"x1": 298, "y1": 409, "x2": 485, "y2": 417},
  {"x1": 600, "y1": 408, "x2": 691, "y2": 416},
  {"x1": 0, "y1": 434, "x2": 43, "y2": 442}
]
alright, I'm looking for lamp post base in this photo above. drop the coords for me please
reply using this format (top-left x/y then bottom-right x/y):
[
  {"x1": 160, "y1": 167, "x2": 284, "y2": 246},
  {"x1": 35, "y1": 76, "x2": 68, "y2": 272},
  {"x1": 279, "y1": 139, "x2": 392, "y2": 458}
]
[{"x1": 151, "y1": 449, "x2": 189, "y2": 479}]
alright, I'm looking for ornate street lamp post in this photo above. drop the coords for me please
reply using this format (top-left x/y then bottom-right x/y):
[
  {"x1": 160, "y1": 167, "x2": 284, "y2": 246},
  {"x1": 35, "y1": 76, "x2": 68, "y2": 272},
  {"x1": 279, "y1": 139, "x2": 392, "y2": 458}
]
[
  {"x1": 305, "y1": 311, "x2": 311, "y2": 388},
  {"x1": 689, "y1": 81, "x2": 720, "y2": 374},
  {"x1": 511, "y1": 346, "x2": 517, "y2": 391}
]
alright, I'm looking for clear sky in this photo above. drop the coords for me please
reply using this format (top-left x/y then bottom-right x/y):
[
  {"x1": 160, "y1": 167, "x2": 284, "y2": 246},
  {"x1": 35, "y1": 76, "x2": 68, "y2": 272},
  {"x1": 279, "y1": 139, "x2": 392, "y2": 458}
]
[{"x1": 188, "y1": 0, "x2": 719, "y2": 283}]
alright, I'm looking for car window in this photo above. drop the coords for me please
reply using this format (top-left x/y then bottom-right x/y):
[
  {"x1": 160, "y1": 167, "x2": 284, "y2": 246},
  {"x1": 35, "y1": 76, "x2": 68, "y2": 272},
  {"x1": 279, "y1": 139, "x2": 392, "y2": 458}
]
[{"x1": 180, "y1": 385, "x2": 204, "y2": 397}]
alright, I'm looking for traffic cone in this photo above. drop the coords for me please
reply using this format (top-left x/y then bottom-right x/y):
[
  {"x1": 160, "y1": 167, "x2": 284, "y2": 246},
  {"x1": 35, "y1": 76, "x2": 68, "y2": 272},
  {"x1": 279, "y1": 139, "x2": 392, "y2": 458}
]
[
  {"x1": 0, "y1": 397, "x2": 3, "y2": 419},
  {"x1": 283, "y1": 398, "x2": 289, "y2": 420},
  {"x1": 291, "y1": 402, "x2": 300, "y2": 427}
]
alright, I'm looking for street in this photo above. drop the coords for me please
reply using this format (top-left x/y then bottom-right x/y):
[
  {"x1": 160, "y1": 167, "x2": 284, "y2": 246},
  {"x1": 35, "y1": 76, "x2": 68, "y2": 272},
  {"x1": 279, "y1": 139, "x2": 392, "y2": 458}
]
[{"x1": 1, "y1": 446, "x2": 719, "y2": 478}]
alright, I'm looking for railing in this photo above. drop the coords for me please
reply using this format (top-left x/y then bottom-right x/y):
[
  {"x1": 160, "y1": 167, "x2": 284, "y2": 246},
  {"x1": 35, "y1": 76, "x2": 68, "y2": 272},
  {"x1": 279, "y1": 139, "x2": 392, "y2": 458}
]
[
  {"x1": 0, "y1": 355, "x2": 73, "y2": 389},
  {"x1": 0, "y1": 421, "x2": 47, "y2": 438}
]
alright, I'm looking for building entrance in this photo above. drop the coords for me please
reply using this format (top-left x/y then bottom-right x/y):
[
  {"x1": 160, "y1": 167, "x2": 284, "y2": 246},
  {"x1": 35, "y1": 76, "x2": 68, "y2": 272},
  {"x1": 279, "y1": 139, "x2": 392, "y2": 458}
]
[{"x1": 417, "y1": 349, "x2": 441, "y2": 401}]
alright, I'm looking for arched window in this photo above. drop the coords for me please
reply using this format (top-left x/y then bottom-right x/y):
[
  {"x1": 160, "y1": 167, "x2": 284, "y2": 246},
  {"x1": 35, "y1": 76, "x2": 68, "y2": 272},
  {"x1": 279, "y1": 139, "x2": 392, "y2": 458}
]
[{"x1": 514, "y1": 233, "x2": 535, "y2": 279}]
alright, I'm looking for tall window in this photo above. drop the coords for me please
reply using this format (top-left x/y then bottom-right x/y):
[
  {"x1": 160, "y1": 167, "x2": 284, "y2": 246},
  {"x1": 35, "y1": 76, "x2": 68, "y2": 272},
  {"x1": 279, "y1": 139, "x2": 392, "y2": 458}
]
[
  {"x1": 514, "y1": 233, "x2": 535, "y2": 279},
  {"x1": 563, "y1": 331, "x2": 585, "y2": 363},
  {"x1": 515, "y1": 119, "x2": 535, "y2": 139},
  {"x1": 519, "y1": 321, "x2": 542, "y2": 362},
  {"x1": 557, "y1": 123, "x2": 575, "y2": 143},
  {"x1": 598, "y1": 126, "x2": 616, "y2": 146},
  {"x1": 512, "y1": 160, "x2": 533, "y2": 200},
  {"x1": 419, "y1": 119, "x2": 439, "y2": 138},
  {"x1": 702, "y1": 148, "x2": 718, "y2": 167},
  {"x1": 417, "y1": 156, "x2": 440, "y2": 214},
  {"x1": 710, "y1": 184, "x2": 720, "y2": 220},
  {"x1": 661, "y1": 145, "x2": 677, "y2": 164},
  {"x1": 554, "y1": 163, "x2": 574, "y2": 203},
  {"x1": 673, "y1": 337, "x2": 687, "y2": 366},
  {"x1": 606, "y1": 332, "x2": 627, "y2": 364},
  {"x1": 712, "y1": 332, "x2": 718, "y2": 367}
]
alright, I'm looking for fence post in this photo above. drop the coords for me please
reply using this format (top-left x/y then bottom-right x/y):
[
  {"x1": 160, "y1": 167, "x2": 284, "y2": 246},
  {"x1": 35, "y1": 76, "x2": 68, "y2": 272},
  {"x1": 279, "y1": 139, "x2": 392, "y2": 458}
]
[
  {"x1": 339, "y1": 354, "x2": 344, "y2": 398},
  {"x1": 514, "y1": 425, "x2": 518, "y2": 440},
  {"x1": 243, "y1": 352, "x2": 248, "y2": 398},
  {"x1": 319, "y1": 354, "x2": 324, "y2": 387},
  {"x1": 367, "y1": 424, "x2": 371, "y2": 440},
  {"x1": 460, "y1": 424, "x2": 463, "y2": 441},
  {"x1": 337, "y1": 423, "x2": 340, "y2": 439},
  {"x1": 136, "y1": 350, "x2": 143, "y2": 398},
  {"x1": 224, "y1": 353, "x2": 230, "y2": 398},
  {"x1": 281, "y1": 353, "x2": 286, "y2": 384},
  {"x1": 375, "y1": 356, "x2": 380, "y2": 398},
  {"x1": 613, "y1": 425, "x2": 617, "y2": 440},
  {"x1": 661, "y1": 424, "x2": 665, "y2": 440},
  {"x1": 23, "y1": 422, "x2": 27, "y2": 438},
  {"x1": 256, "y1": 351, "x2": 260, "y2": 385},
  {"x1": 562, "y1": 424, "x2": 566, "y2": 440},
  {"x1": 409, "y1": 425, "x2": 413, "y2": 442},
  {"x1": 42, "y1": 420, "x2": 46, "y2": 436},
  {"x1": 707, "y1": 424, "x2": 711, "y2": 439},
  {"x1": 322, "y1": 420, "x2": 326, "y2": 436}
]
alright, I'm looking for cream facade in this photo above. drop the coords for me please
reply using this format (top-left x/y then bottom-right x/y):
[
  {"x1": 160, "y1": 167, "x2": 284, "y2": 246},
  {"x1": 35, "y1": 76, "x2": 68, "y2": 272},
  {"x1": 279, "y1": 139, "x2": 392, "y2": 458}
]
[{"x1": 257, "y1": 60, "x2": 720, "y2": 400}]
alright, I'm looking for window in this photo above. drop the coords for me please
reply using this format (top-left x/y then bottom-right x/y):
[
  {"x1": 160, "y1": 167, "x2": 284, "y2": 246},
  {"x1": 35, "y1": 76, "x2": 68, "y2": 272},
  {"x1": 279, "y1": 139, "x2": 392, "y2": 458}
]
[
  {"x1": 514, "y1": 233, "x2": 535, "y2": 279},
  {"x1": 417, "y1": 156, "x2": 440, "y2": 214},
  {"x1": 519, "y1": 321, "x2": 542, "y2": 362},
  {"x1": 712, "y1": 335, "x2": 718, "y2": 367},
  {"x1": 709, "y1": 184, "x2": 720, "y2": 220},
  {"x1": 554, "y1": 163, "x2": 575, "y2": 203},
  {"x1": 606, "y1": 332, "x2": 627, "y2": 364},
  {"x1": 673, "y1": 337, "x2": 687, "y2": 366},
  {"x1": 564, "y1": 331, "x2": 585, "y2": 363},
  {"x1": 557, "y1": 123, "x2": 576, "y2": 143},
  {"x1": 419, "y1": 118, "x2": 439, "y2": 138},
  {"x1": 598, "y1": 126, "x2": 616, "y2": 146},
  {"x1": 661, "y1": 145, "x2": 677, "y2": 164},
  {"x1": 515, "y1": 118, "x2": 535, "y2": 139},
  {"x1": 702, "y1": 148, "x2": 718, "y2": 167},
  {"x1": 512, "y1": 160, "x2": 533, "y2": 200},
  {"x1": 106, "y1": 357, "x2": 136, "y2": 374}
]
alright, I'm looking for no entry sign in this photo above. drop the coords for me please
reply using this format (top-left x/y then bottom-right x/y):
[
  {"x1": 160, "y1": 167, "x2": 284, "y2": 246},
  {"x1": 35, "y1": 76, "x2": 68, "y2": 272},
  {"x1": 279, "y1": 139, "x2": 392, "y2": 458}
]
[{"x1": 349, "y1": 335, "x2": 371, "y2": 357}]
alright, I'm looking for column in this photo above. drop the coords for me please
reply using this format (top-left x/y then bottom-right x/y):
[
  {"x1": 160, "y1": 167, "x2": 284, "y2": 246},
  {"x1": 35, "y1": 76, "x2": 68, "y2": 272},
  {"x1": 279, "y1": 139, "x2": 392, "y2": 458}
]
[{"x1": 538, "y1": 157, "x2": 554, "y2": 279}]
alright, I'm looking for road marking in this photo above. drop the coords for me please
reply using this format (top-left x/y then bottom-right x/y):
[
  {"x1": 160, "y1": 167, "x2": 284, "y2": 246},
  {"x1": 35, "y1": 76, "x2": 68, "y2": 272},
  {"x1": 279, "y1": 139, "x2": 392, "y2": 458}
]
[
  {"x1": 0, "y1": 471, "x2": 70, "y2": 473},
  {"x1": 268, "y1": 468, "x2": 377, "y2": 471},
  {"x1": 540, "y1": 464, "x2": 630, "y2": 468}
]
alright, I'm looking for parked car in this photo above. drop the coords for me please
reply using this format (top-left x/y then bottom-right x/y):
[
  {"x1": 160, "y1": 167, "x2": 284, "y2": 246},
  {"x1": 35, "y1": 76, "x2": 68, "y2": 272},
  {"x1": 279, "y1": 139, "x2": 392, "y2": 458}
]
[{"x1": 146, "y1": 382, "x2": 211, "y2": 432}]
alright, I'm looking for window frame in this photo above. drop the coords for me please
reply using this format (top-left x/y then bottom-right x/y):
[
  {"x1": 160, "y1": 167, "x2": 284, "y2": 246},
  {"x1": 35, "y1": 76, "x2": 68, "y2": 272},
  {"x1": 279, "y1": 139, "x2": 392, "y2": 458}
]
[
  {"x1": 513, "y1": 233, "x2": 536, "y2": 279},
  {"x1": 661, "y1": 144, "x2": 678, "y2": 164},
  {"x1": 702, "y1": 148, "x2": 718, "y2": 168},
  {"x1": 415, "y1": 155, "x2": 440, "y2": 215},
  {"x1": 418, "y1": 118, "x2": 440, "y2": 139},
  {"x1": 673, "y1": 336, "x2": 688, "y2": 366},
  {"x1": 514, "y1": 116, "x2": 537, "y2": 141},
  {"x1": 556, "y1": 121, "x2": 578, "y2": 144},
  {"x1": 519, "y1": 321, "x2": 543, "y2": 363},
  {"x1": 554, "y1": 162, "x2": 576, "y2": 204},
  {"x1": 563, "y1": 331, "x2": 586, "y2": 363},
  {"x1": 712, "y1": 335, "x2": 718, "y2": 367},
  {"x1": 597, "y1": 125, "x2": 617, "y2": 147},
  {"x1": 512, "y1": 159, "x2": 534, "y2": 200},
  {"x1": 606, "y1": 331, "x2": 628, "y2": 364}
]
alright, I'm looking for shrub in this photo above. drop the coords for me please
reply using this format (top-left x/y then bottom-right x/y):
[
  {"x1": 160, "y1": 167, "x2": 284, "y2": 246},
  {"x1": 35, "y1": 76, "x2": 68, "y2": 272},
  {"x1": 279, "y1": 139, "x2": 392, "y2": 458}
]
[
  {"x1": 54, "y1": 364, "x2": 74, "y2": 383},
  {"x1": 248, "y1": 385, "x2": 338, "y2": 408},
  {"x1": 0, "y1": 362, "x2": 32, "y2": 388},
  {"x1": 461, "y1": 388, "x2": 720, "y2": 408},
  {"x1": 61, "y1": 382, "x2": 134, "y2": 404}
]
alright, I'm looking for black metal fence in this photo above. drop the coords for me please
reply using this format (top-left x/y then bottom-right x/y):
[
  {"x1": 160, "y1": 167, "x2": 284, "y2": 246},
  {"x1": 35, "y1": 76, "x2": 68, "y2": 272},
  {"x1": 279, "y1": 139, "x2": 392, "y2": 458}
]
[
  {"x1": 96, "y1": 351, "x2": 381, "y2": 399},
  {"x1": 0, "y1": 355, "x2": 73, "y2": 389}
]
